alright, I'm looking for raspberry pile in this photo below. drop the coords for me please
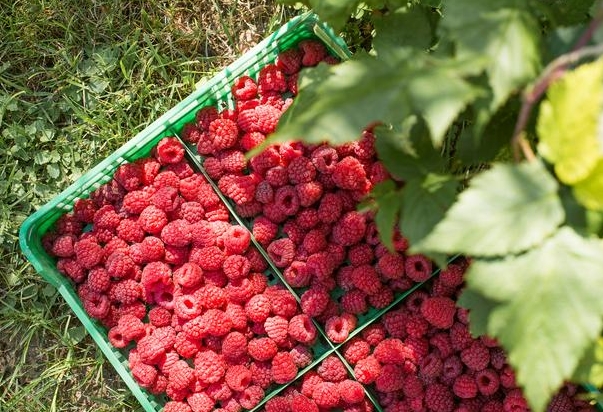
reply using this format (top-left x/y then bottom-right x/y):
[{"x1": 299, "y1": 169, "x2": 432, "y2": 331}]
[
  {"x1": 44, "y1": 137, "x2": 324, "y2": 411},
  {"x1": 183, "y1": 38, "x2": 432, "y2": 342}
]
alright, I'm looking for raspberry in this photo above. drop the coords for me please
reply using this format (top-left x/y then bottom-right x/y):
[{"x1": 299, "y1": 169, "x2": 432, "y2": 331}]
[
  {"x1": 244, "y1": 294, "x2": 271, "y2": 323},
  {"x1": 290, "y1": 394, "x2": 318, "y2": 412},
  {"x1": 247, "y1": 337, "x2": 278, "y2": 362},
  {"x1": 264, "y1": 396, "x2": 291, "y2": 412},
  {"x1": 74, "y1": 238, "x2": 103, "y2": 269},
  {"x1": 206, "y1": 381, "x2": 232, "y2": 401},
  {"x1": 132, "y1": 362, "x2": 158, "y2": 389},
  {"x1": 450, "y1": 322, "x2": 473, "y2": 351},
  {"x1": 452, "y1": 374, "x2": 478, "y2": 399},
  {"x1": 298, "y1": 39, "x2": 327, "y2": 66},
  {"x1": 282, "y1": 220, "x2": 305, "y2": 245},
  {"x1": 421, "y1": 297, "x2": 456, "y2": 329},
  {"x1": 325, "y1": 315, "x2": 352, "y2": 343},
  {"x1": 287, "y1": 156, "x2": 316, "y2": 185},
  {"x1": 254, "y1": 180, "x2": 274, "y2": 204},
  {"x1": 461, "y1": 340, "x2": 490, "y2": 371},
  {"x1": 442, "y1": 355, "x2": 463, "y2": 381},
  {"x1": 172, "y1": 263, "x2": 202, "y2": 289},
  {"x1": 51, "y1": 234, "x2": 77, "y2": 258},
  {"x1": 503, "y1": 389, "x2": 529, "y2": 412},
  {"x1": 317, "y1": 355, "x2": 347, "y2": 382},
  {"x1": 224, "y1": 364, "x2": 252, "y2": 391},
  {"x1": 115, "y1": 217, "x2": 144, "y2": 243},
  {"x1": 93, "y1": 205, "x2": 121, "y2": 230},
  {"x1": 368, "y1": 286, "x2": 394, "y2": 309},
  {"x1": 286, "y1": 74, "x2": 298, "y2": 95},
  {"x1": 139, "y1": 205, "x2": 169, "y2": 235},
  {"x1": 240, "y1": 131, "x2": 266, "y2": 151},
  {"x1": 153, "y1": 171, "x2": 180, "y2": 189},
  {"x1": 251, "y1": 218, "x2": 277, "y2": 248},
  {"x1": 189, "y1": 246, "x2": 225, "y2": 271},
  {"x1": 282, "y1": 261, "x2": 311, "y2": 288},
  {"x1": 354, "y1": 355, "x2": 381, "y2": 384},
  {"x1": 164, "y1": 401, "x2": 192, "y2": 412},
  {"x1": 312, "y1": 382, "x2": 340, "y2": 408},
  {"x1": 155, "y1": 137, "x2": 185, "y2": 164},
  {"x1": 197, "y1": 284, "x2": 227, "y2": 309},
  {"x1": 137, "y1": 334, "x2": 166, "y2": 364},
  {"x1": 225, "y1": 278, "x2": 255, "y2": 304},
  {"x1": 234, "y1": 200, "x2": 262, "y2": 218},
  {"x1": 340, "y1": 289, "x2": 367, "y2": 315},
  {"x1": 377, "y1": 252, "x2": 405, "y2": 280},
  {"x1": 361, "y1": 323, "x2": 387, "y2": 347},
  {"x1": 178, "y1": 201, "x2": 204, "y2": 223},
  {"x1": 439, "y1": 263, "x2": 465, "y2": 288},
  {"x1": 272, "y1": 351, "x2": 298, "y2": 384},
  {"x1": 405, "y1": 254, "x2": 433, "y2": 282},
  {"x1": 300, "y1": 288, "x2": 330, "y2": 317},
  {"x1": 166, "y1": 161, "x2": 194, "y2": 180},
  {"x1": 219, "y1": 149, "x2": 247, "y2": 174},
  {"x1": 222, "y1": 255, "x2": 250, "y2": 281},
  {"x1": 350, "y1": 265, "x2": 382, "y2": 295},
  {"x1": 239, "y1": 104, "x2": 281, "y2": 134},
  {"x1": 264, "y1": 316, "x2": 289, "y2": 345},
  {"x1": 109, "y1": 279, "x2": 141, "y2": 304},
  {"x1": 425, "y1": 383, "x2": 454, "y2": 412},
  {"x1": 194, "y1": 350, "x2": 226, "y2": 384},
  {"x1": 265, "y1": 288, "x2": 296, "y2": 320},
  {"x1": 218, "y1": 174, "x2": 257, "y2": 205},
  {"x1": 288, "y1": 314, "x2": 317, "y2": 343},
  {"x1": 258, "y1": 64, "x2": 287, "y2": 93},
  {"x1": 342, "y1": 338, "x2": 371, "y2": 365},
  {"x1": 299, "y1": 230, "x2": 326, "y2": 255},
  {"x1": 375, "y1": 364, "x2": 405, "y2": 393},
  {"x1": 231, "y1": 75, "x2": 258, "y2": 100},
  {"x1": 173, "y1": 332, "x2": 202, "y2": 358},
  {"x1": 221, "y1": 331, "x2": 247, "y2": 360},
  {"x1": 475, "y1": 368, "x2": 500, "y2": 396},
  {"x1": 178, "y1": 174, "x2": 205, "y2": 202},
  {"x1": 294, "y1": 181, "x2": 322, "y2": 207},
  {"x1": 276, "y1": 47, "x2": 303, "y2": 75},
  {"x1": 202, "y1": 156, "x2": 223, "y2": 180},
  {"x1": 174, "y1": 293, "x2": 203, "y2": 320},
  {"x1": 274, "y1": 185, "x2": 301, "y2": 216},
  {"x1": 289, "y1": 344, "x2": 313, "y2": 368},
  {"x1": 500, "y1": 365, "x2": 517, "y2": 388},
  {"x1": 201, "y1": 309, "x2": 232, "y2": 337},
  {"x1": 195, "y1": 106, "x2": 219, "y2": 130},
  {"x1": 332, "y1": 156, "x2": 367, "y2": 191},
  {"x1": 187, "y1": 392, "x2": 214, "y2": 412},
  {"x1": 332, "y1": 211, "x2": 367, "y2": 247},
  {"x1": 267, "y1": 238, "x2": 295, "y2": 268},
  {"x1": 208, "y1": 118, "x2": 238, "y2": 151},
  {"x1": 236, "y1": 385, "x2": 264, "y2": 409},
  {"x1": 108, "y1": 325, "x2": 128, "y2": 348},
  {"x1": 159, "y1": 219, "x2": 191, "y2": 248},
  {"x1": 373, "y1": 338, "x2": 413, "y2": 365}
]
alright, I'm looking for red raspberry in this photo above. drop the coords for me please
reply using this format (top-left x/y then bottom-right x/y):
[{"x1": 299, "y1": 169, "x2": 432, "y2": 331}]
[
  {"x1": 156, "y1": 137, "x2": 185, "y2": 164},
  {"x1": 137, "y1": 334, "x2": 166, "y2": 364},
  {"x1": 475, "y1": 368, "x2": 500, "y2": 396},
  {"x1": 250, "y1": 147, "x2": 282, "y2": 177},
  {"x1": 194, "y1": 350, "x2": 226, "y2": 384},
  {"x1": 317, "y1": 192, "x2": 343, "y2": 225},
  {"x1": 133, "y1": 157, "x2": 160, "y2": 187},
  {"x1": 108, "y1": 325, "x2": 128, "y2": 348},
  {"x1": 72, "y1": 198, "x2": 97, "y2": 223},
  {"x1": 93, "y1": 205, "x2": 120, "y2": 230},
  {"x1": 225, "y1": 277, "x2": 255, "y2": 304},
  {"x1": 196, "y1": 284, "x2": 227, "y2": 309},
  {"x1": 86, "y1": 267, "x2": 111, "y2": 293},
  {"x1": 405, "y1": 254, "x2": 433, "y2": 282},
  {"x1": 377, "y1": 252, "x2": 405, "y2": 280},
  {"x1": 276, "y1": 48, "x2": 302, "y2": 74},
  {"x1": 218, "y1": 149, "x2": 247, "y2": 174},
  {"x1": 240, "y1": 131, "x2": 265, "y2": 151},
  {"x1": 231, "y1": 75, "x2": 257, "y2": 100},
  {"x1": 178, "y1": 201, "x2": 204, "y2": 223},
  {"x1": 105, "y1": 250, "x2": 136, "y2": 280},
  {"x1": 218, "y1": 174, "x2": 257, "y2": 205},
  {"x1": 178, "y1": 174, "x2": 205, "y2": 201},
  {"x1": 139, "y1": 205, "x2": 168, "y2": 235},
  {"x1": 298, "y1": 39, "x2": 327, "y2": 66},
  {"x1": 290, "y1": 394, "x2": 318, "y2": 412},
  {"x1": 224, "y1": 302, "x2": 248, "y2": 331},
  {"x1": 350, "y1": 265, "x2": 381, "y2": 295},
  {"x1": 290, "y1": 344, "x2": 313, "y2": 368},
  {"x1": 425, "y1": 383, "x2": 454, "y2": 412},
  {"x1": 300, "y1": 288, "x2": 330, "y2": 317},
  {"x1": 288, "y1": 314, "x2": 317, "y2": 343},
  {"x1": 254, "y1": 180, "x2": 274, "y2": 204},
  {"x1": 453, "y1": 374, "x2": 478, "y2": 399},
  {"x1": 332, "y1": 156, "x2": 367, "y2": 191},
  {"x1": 286, "y1": 74, "x2": 299, "y2": 95},
  {"x1": 264, "y1": 315, "x2": 289, "y2": 345},
  {"x1": 272, "y1": 351, "x2": 298, "y2": 384},
  {"x1": 317, "y1": 355, "x2": 347, "y2": 382},
  {"x1": 346, "y1": 243, "x2": 373, "y2": 267},
  {"x1": 263, "y1": 167, "x2": 287, "y2": 189},
  {"x1": 172, "y1": 262, "x2": 203, "y2": 289},
  {"x1": 312, "y1": 382, "x2": 340, "y2": 408},
  {"x1": 160, "y1": 219, "x2": 192, "y2": 247},
  {"x1": 222, "y1": 255, "x2": 251, "y2": 281},
  {"x1": 236, "y1": 385, "x2": 264, "y2": 409},
  {"x1": 189, "y1": 245, "x2": 225, "y2": 271},
  {"x1": 221, "y1": 331, "x2": 247, "y2": 360},
  {"x1": 167, "y1": 360, "x2": 196, "y2": 392},
  {"x1": 174, "y1": 293, "x2": 203, "y2": 320},
  {"x1": 340, "y1": 289, "x2": 368, "y2": 315},
  {"x1": 252, "y1": 216, "x2": 278, "y2": 246},
  {"x1": 368, "y1": 286, "x2": 394, "y2": 309},
  {"x1": 420, "y1": 296, "x2": 455, "y2": 330},
  {"x1": 201, "y1": 309, "x2": 232, "y2": 337},
  {"x1": 164, "y1": 401, "x2": 192, "y2": 412},
  {"x1": 439, "y1": 263, "x2": 465, "y2": 288},
  {"x1": 174, "y1": 332, "x2": 202, "y2": 358},
  {"x1": 354, "y1": 355, "x2": 381, "y2": 384},
  {"x1": 115, "y1": 217, "x2": 144, "y2": 243},
  {"x1": 234, "y1": 200, "x2": 262, "y2": 218},
  {"x1": 195, "y1": 106, "x2": 219, "y2": 130},
  {"x1": 202, "y1": 156, "x2": 223, "y2": 180},
  {"x1": 224, "y1": 364, "x2": 252, "y2": 392},
  {"x1": 442, "y1": 355, "x2": 463, "y2": 381},
  {"x1": 461, "y1": 340, "x2": 490, "y2": 371},
  {"x1": 342, "y1": 338, "x2": 371, "y2": 365},
  {"x1": 375, "y1": 364, "x2": 405, "y2": 392},
  {"x1": 165, "y1": 160, "x2": 193, "y2": 179},
  {"x1": 264, "y1": 396, "x2": 291, "y2": 412},
  {"x1": 274, "y1": 185, "x2": 300, "y2": 216},
  {"x1": 325, "y1": 315, "x2": 352, "y2": 343},
  {"x1": 450, "y1": 322, "x2": 473, "y2": 351},
  {"x1": 73, "y1": 238, "x2": 103, "y2": 269},
  {"x1": 109, "y1": 279, "x2": 141, "y2": 304},
  {"x1": 310, "y1": 145, "x2": 338, "y2": 174},
  {"x1": 287, "y1": 156, "x2": 316, "y2": 185},
  {"x1": 239, "y1": 104, "x2": 281, "y2": 134},
  {"x1": 258, "y1": 64, "x2": 287, "y2": 93},
  {"x1": 153, "y1": 171, "x2": 180, "y2": 189},
  {"x1": 401, "y1": 374, "x2": 424, "y2": 399},
  {"x1": 208, "y1": 118, "x2": 238, "y2": 151},
  {"x1": 295, "y1": 181, "x2": 323, "y2": 208},
  {"x1": 283, "y1": 261, "x2": 311, "y2": 288},
  {"x1": 206, "y1": 381, "x2": 232, "y2": 401},
  {"x1": 131, "y1": 362, "x2": 158, "y2": 389},
  {"x1": 361, "y1": 323, "x2": 387, "y2": 347},
  {"x1": 51, "y1": 234, "x2": 77, "y2": 257},
  {"x1": 267, "y1": 238, "x2": 295, "y2": 268},
  {"x1": 121, "y1": 190, "x2": 151, "y2": 215},
  {"x1": 337, "y1": 379, "x2": 365, "y2": 404},
  {"x1": 294, "y1": 209, "x2": 318, "y2": 231},
  {"x1": 245, "y1": 294, "x2": 271, "y2": 323},
  {"x1": 405, "y1": 314, "x2": 429, "y2": 339},
  {"x1": 374, "y1": 338, "x2": 414, "y2": 365},
  {"x1": 332, "y1": 211, "x2": 366, "y2": 247},
  {"x1": 248, "y1": 337, "x2": 278, "y2": 361},
  {"x1": 187, "y1": 392, "x2": 214, "y2": 412},
  {"x1": 301, "y1": 229, "x2": 327, "y2": 254}
]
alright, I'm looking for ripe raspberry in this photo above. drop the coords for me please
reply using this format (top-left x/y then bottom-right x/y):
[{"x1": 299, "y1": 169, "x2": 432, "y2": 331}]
[
  {"x1": 172, "y1": 262, "x2": 203, "y2": 289},
  {"x1": 187, "y1": 392, "x2": 214, "y2": 412},
  {"x1": 224, "y1": 364, "x2": 252, "y2": 392},
  {"x1": 298, "y1": 39, "x2": 327, "y2": 66},
  {"x1": 132, "y1": 362, "x2": 158, "y2": 389},
  {"x1": 282, "y1": 261, "x2": 311, "y2": 288},
  {"x1": 264, "y1": 396, "x2": 291, "y2": 412},
  {"x1": 222, "y1": 255, "x2": 250, "y2": 281},
  {"x1": 286, "y1": 74, "x2": 299, "y2": 96},
  {"x1": 290, "y1": 394, "x2": 318, "y2": 412},
  {"x1": 503, "y1": 389, "x2": 529, "y2": 412},
  {"x1": 373, "y1": 338, "x2": 412, "y2": 365},
  {"x1": 475, "y1": 368, "x2": 500, "y2": 396},
  {"x1": 153, "y1": 171, "x2": 180, "y2": 189},
  {"x1": 137, "y1": 334, "x2": 166, "y2": 364},
  {"x1": 231, "y1": 75, "x2": 257, "y2": 100},
  {"x1": 368, "y1": 286, "x2": 394, "y2": 309},
  {"x1": 115, "y1": 217, "x2": 144, "y2": 243},
  {"x1": 218, "y1": 174, "x2": 257, "y2": 205},
  {"x1": 109, "y1": 279, "x2": 141, "y2": 304},
  {"x1": 450, "y1": 321, "x2": 473, "y2": 351},
  {"x1": 208, "y1": 118, "x2": 238, "y2": 151},
  {"x1": 108, "y1": 325, "x2": 128, "y2": 348},
  {"x1": 221, "y1": 331, "x2": 247, "y2": 360},
  {"x1": 258, "y1": 64, "x2": 287, "y2": 93},
  {"x1": 163, "y1": 401, "x2": 192, "y2": 412},
  {"x1": 425, "y1": 383, "x2": 454, "y2": 412},
  {"x1": 375, "y1": 364, "x2": 405, "y2": 393},
  {"x1": 421, "y1": 297, "x2": 456, "y2": 329},
  {"x1": 264, "y1": 315, "x2": 289, "y2": 345},
  {"x1": 51, "y1": 234, "x2": 77, "y2": 258},
  {"x1": 225, "y1": 277, "x2": 255, "y2": 304},
  {"x1": 332, "y1": 211, "x2": 366, "y2": 247},
  {"x1": 452, "y1": 374, "x2": 478, "y2": 399},
  {"x1": 267, "y1": 238, "x2": 295, "y2": 268},
  {"x1": 254, "y1": 181, "x2": 274, "y2": 205},
  {"x1": 300, "y1": 229, "x2": 327, "y2": 255},
  {"x1": 194, "y1": 350, "x2": 226, "y2": 384},
  {"x1": 218, "y1": 149, "x2": 247, "y2": 174},
  {"x1": 201, "y1": 309, "x2": 232, "y2": 337},
  {"x1": 300, "y1": 288, "x2": 330, "y2": 317},
  {"x1": 160, "y1": 219, "x2": 192, "y2": 248},
  {"x1": 248, "y1": 337, "x2": 278, "y2": 361},
  {"x1": 332, "y1": 156, "x2": 367, "y2": 191},
  {"x1": 174, "y1": 332, "x2": 202, "y2": 358},
  {"x1": 340, "y1": 289, "x2": 368, "y2": 315},
  {"x1": 93, "y1": 204, "x2": 120, "y2": 230},
  {"x1": 461, "y1": 340, "x2": 490, "y2": 371},
  {"x1": 405, "y1": 254, "x2": 433, "y2": 282},
  {"x1": 342, "y1": 338, "x2": 371, "y2": 365},
  {"x1": 178, "y1": 174, "x2": 205, "y2": 202},
  {"x1": 189, "y1": 246, "x2": 225, "y2": 271},
  {"x1": 272, "y1": 351, "x2": 298, "y2": 384},
  {"x1": 139, "y1": 205, "x2": 169, "y2": 235},
  {"x1": 196, "y1": 284, "x2": 227, "y2": 310},
  {"x1": 238, "y1": 104, "x2": 281, "y2": 134},
  {"x1": 236, "y1": 385, "x2": 264, "y2": 409},
  {"x1": 377, "y1": 252, "x2": 405, "y2": 280},
  {"x1": 276, "y1": 47, "x2": 302, "y2": 75},
  {"x1": 165, "y1": 161, "x2": 193, "y2": 180},
  {"x1": 244, "y1": 294, "x2": 271, "y2": 323},
  {"x1": 350, "y1": 265, "x2": 381, "y2": 295},
  {"x1": 354, "y1": 355, "x2": 381, "y2": 384},
  {"x1": 178, "y1": 201, "x2": 204, "y2": 224},
  {"x1": 317, "y1": 355, "x2": 347, "y2": 382},
  {"x1": 289, "y1": 344, "x2": 313, "y2": 368},
  {"x1": 288, "y1": 314, "x2": 317, "y2": 343},
  {"x1": 287, "y1": 156, "x2": 316, "y2": 185},
  {"x1": 439, "y1": 263, "x2": 465, "y2": 288},
  {"x1": 74, "y1": 238, "x2": 103, "y2": 269},
  {"x1": 195, "y1": 106, "x2": 219, "y2": 130},
  {"x1": 240, "y1": 131, "x2": 265, "y2": 151},
  {"x1": 269, "y1": 288, "x2": 298, "y2": 319},
  {"x1": 156, "y1": 137, "x2": 185, "y2": 164},
  {"x1": 361, "y1": 323, "x2": 387, "y2": 347},
  {"x1": 72, "y1": 198, "x2": 97, "y2": 224},
  {"x1": 174, "y1": 293, "x2": 203, "y2": 320},
  {"x1": 325, "y1": 315, "x2": 352, "y2": 343},
  {"x1": 105, "y1": 250, "x2": 136, "y2": 280},
  {"x1": 294, "y1": 181, "x2": 322, "y2": 208},
  {"x1": 202, "y1": 156, "x2": 223, "y2": 180},
  {"x1": 442, "y1": 355, "x2": 463, "y2": 381},
  {"x1": 206, "y1": 381, "x2": 232, "y2": 402},
  {"x1": 312, "y1": 382, "x2": 340, "y2": 408},
  {"x1": 273, "y1": 185, "x2": 300, "y2": 216}
]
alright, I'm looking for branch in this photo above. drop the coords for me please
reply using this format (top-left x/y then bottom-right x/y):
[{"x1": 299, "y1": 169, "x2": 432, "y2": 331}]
[{"x1": 512, "y1": 42, "x2": 603, "y2": 162}]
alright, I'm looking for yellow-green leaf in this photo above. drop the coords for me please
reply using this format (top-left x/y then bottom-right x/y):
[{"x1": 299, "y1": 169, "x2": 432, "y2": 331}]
[
  {"x1": 537, "y1": 58, "x2": 603, "y2": 184},
  {"x1": 574, "y1": 158, "x2": 603, "y2": 211}
]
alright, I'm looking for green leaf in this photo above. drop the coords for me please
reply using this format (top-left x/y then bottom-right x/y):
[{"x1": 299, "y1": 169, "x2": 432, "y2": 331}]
[
  {"x1": 372, "y1": 6, "x2": 433, "y2": 54},
  {"x1": 441, "y1": 0, "x2": 541, "y2": 111},
  {"x1": 279, "y1": 0, "x2": 363, "y2": 31},
  {"x1": 413, "y1": 160, "x2": 565, "y2": 257},
  {"x1": 373, "y1": 181, "x2": 403, "y2": 250},
  {"x1": 463, "y1": 227, "x2": 603, "y2": 412},
  {"x1": 400, "y1": 173, "x2": 458, "y2": 245},
  {"x1": 573, "y1": 158, "x2": 603, "y2": 211},
  {"x1": 456, "y1": 288, "x2": 499, "y2": 338},
  {"x1": 537, "y1": 58, "x2": 603, "y2": 184},
  {"x1": 538, "y1": 0, "x2": 595, "y2": 26},
  {"x1": 573, "y1": 337, "x2": 603, "y2": 387},
  {"x1": 270, "y1": 50, "x2": 481, "y2": 148}
]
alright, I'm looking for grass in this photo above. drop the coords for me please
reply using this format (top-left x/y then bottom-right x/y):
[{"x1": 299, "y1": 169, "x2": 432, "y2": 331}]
[{"x1": 0, "y1": 0, "x2": 295, "y2": 410}]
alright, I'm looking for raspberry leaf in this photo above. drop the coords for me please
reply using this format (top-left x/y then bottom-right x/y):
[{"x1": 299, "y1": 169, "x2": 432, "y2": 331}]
[
  {"x1": 372, "y1": 6, "x2": 433, "y2": 55},
  {"x1": 573, "y1": 159, "x2": 603, "y2": 211},
  {"x1": 572, "y1": 337, "x2": 603, "y2": 388},
  {"x1": 537, "y1": 58, "x2": 603, "y2": 185},
  {"x1": 371, "y1": 181, "x2": 402, "y2": 251},
  {"x1": 412, "y1": 160, "x2": 564, "y2": 257},
  {"x1": 461, "y1": 227, "x2": 603, "y2": 412}
]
